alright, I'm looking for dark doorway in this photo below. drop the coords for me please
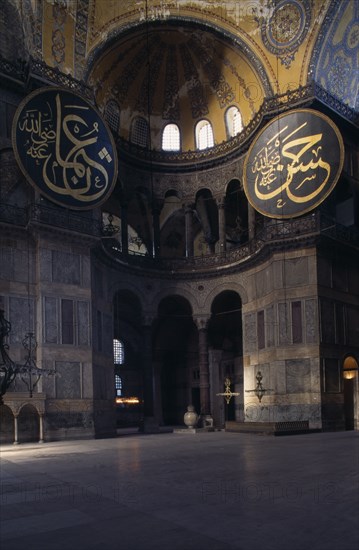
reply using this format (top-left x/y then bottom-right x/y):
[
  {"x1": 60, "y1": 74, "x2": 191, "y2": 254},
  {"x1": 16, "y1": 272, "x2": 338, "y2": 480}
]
[
  {"x1": 344, "y1": 378, "x2": 354, "y2": 430},
  {"x1": 154, "y1": 295, "x2": 197, "y2": 426}
]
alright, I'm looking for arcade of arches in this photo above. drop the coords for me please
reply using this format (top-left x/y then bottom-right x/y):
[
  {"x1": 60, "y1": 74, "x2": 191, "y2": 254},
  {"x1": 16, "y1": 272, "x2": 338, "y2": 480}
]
[{"x1": 0, "y1": 0, "x2": 358, "y2": 441}]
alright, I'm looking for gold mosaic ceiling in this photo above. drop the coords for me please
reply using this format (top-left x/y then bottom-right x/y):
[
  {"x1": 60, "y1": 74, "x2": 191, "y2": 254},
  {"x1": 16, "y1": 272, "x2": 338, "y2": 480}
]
[
  {"x1": 88, "y1": 23, "x2": 266, "y2": 151},
  {"x1": 7, "y1": 1, "x2": 357, "y2": 152}
]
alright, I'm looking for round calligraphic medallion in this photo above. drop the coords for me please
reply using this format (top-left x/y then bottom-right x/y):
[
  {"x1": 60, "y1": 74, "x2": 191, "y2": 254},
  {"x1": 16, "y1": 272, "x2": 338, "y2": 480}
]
[
  {"x1": 243, "y1": 109, "x2": 344, "y2": 219},
  {"x1": 12, "y1": 87, "x2": 118, "y2": 210}
]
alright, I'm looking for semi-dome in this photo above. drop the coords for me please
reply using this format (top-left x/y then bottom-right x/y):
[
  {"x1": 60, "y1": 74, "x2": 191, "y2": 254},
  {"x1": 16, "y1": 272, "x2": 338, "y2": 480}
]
[{"x1": 87, "y1": 21, "x2": 266, "y2": 153}]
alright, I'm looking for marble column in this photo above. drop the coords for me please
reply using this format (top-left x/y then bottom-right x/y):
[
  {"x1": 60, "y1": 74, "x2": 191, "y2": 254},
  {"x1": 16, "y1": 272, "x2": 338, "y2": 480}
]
[
  {"x1": 152, "y1": 205, "x2": 161, "y2": 258},
  {"x1": 184, "y1": 203, "x2": 194, "y2": 258},
  {"x1": 195, "y1": 317, "x2": 212, "y2": 424},
  {"x1": 248, "y1": 203, "x2": 256, "y2": 240},
  {"x1": 141, "y1": 317, "x2": 159, "y2": 432},
  {"x1": 39, "y1": 413, "x2": 44, "y2": 443},
  {"x1": 13, "y1": 415, "x2": 18, "y2": 445},
  {"x1": 217, "y1": 197, "x2": 226, "y2": 253},
  {"x1": 121, "y1": 203, "x2": 129, "y2": 255}
]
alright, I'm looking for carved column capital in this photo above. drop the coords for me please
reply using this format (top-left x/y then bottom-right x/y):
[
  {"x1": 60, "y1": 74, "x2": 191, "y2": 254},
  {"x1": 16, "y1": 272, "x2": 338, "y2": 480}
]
[{"x1": 193, "y1": 315, "x2": 210, "y2": 331}]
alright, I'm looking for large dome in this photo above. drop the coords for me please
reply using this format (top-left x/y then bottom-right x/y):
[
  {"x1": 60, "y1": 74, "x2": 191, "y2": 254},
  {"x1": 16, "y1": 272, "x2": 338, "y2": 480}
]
[{"x1": 87, "y1": 21, "x2": 266, "y2": 153}]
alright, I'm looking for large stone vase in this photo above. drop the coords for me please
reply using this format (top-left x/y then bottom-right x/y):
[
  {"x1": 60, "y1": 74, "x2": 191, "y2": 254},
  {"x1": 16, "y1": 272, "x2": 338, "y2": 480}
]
[{"x1": 184, "y1": 405, "x2": 198, "y2": 429}]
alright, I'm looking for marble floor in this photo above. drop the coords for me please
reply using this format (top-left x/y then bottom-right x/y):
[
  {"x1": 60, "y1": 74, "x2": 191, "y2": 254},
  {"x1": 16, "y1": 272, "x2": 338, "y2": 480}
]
[{"x1": 1, "y1": 429, "x2": 358, "y2": 550}]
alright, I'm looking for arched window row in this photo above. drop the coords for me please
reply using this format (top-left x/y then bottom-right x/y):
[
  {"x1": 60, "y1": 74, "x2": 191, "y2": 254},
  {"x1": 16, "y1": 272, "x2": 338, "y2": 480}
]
[{"x1": 127, "y1": 106, "x2": 243, "y2": 151}]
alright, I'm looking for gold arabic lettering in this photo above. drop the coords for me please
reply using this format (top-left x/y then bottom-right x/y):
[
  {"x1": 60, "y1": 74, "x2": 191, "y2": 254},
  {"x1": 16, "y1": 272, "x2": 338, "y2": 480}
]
[
  {"x1": 19, "y1": 93, "x2": 112, "y2": 203},
  {"x1": 253, "y1": 127, "x2": 331, "y2": 206}
]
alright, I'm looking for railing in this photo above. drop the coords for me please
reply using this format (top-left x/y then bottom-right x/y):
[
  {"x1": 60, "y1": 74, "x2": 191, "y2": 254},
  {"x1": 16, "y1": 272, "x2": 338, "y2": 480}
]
[
  {"x1": 0, "y1": 203, "x2": 102, "y2": 237},
  {"x1": 1, "y1": 205, "x2": 358, "y2": 271},
  {"x1": 102, "y1": 212, "x2": 359, "y2": 273}
]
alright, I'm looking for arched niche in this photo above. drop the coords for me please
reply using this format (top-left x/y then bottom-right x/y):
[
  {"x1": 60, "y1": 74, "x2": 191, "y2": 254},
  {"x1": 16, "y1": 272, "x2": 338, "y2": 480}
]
[
  {"x1": 153, "y1": 295, "x2": 197, "y2": 425},
  {"x1": 0, "y1": 405, "x2": 14, "y2": 444},
  {"x1": 18, "y1": 403, "x2": 40, "y2": 443}
]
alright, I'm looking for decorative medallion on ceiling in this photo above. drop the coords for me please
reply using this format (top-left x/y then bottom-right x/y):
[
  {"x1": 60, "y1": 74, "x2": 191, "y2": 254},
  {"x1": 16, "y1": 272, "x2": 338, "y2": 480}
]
[{"x1": 261, "y1": 0, "x2": 311, "y2": 68}]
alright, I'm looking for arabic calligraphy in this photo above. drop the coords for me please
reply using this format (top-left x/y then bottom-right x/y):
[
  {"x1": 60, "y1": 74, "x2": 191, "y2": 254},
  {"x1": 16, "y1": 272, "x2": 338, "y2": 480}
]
[
  {"x1": 243, "y1": 109, "x2": 344, "y2": 219},
  {"x1": 12, "y1": 88, "x2": 118, "y2": 210}
]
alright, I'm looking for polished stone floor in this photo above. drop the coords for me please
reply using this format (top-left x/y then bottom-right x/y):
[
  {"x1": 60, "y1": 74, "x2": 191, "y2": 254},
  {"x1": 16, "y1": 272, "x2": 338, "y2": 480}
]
[{"x1": 1, "y1": 429, "x2": 358, "y2": 550}]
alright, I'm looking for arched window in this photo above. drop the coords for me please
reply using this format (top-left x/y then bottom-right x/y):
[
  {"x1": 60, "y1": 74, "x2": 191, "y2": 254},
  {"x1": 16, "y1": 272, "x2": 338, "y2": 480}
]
[
  {"x1": 113, "y1": 338, "x2": 124, "y2": 365},
  {"x1": 115, "y1": 374, "x2": 122, "y2": 397},
  {"x1": 225, "y1": 106, "x2": 243, "y2": 138},
  {"x1": 196, "y1": 120, "x2": 214, "y2": 150},
  {"x1": 130, "y1": 117, "x2": 149, "y2": 147},
  {"x1": 104, "y1": 101, "x2": 120, "y2": 133},
  {"x1": 162, "y1": 123, "x2": 180, "y2": 151}
]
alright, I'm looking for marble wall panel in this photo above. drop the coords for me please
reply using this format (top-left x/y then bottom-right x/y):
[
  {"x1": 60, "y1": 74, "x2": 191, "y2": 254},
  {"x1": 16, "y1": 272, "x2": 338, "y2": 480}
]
[
  {"x1": 77, "y1": 301, "x2": 90, "y2": 346},
  {"x1": 270, "y1": 360, "x2": 286, "y2": 394},
  {"x1": 44, "y1": 296, "x2": 58, "y2": 343},
  {"x1": 255, "y1": 266, "x2": 272, "y2": 298},
  {"x1": 285, "y1": 359, "x2": 311, "y2": 393},
  {"x1": 40, "y1": 249, "x2": 52, "y2": 282},
  {"x1": 9, "y1": 296, "x2": 34, "y2": 344},
  {"x1": 278, "y1": 302, "x2": 290, "y2": 345},
  {"x1": 13, "y1": 247, "x2": 35, "y2": 284},
  {"x1": 266, "y1": 305, "x2": 275, "y2": 347},
  {"x1": 103, "y1": 312, "x2": 113, "y2": 356},
  {"x1": 82, "y1": 363, "x2": 93, "y2": 398},
  {"x1": 52, "y1": 251, "x2": 80, "y2": 285},
  {"x1": 93, "y1": 364, "x2": 107, "y2": 400},
  {"x1": 243, "y1": 312, "x2": 256, "y2": 353},
  {"x1": 82, "y1": 254, "x2": 91, "y2": 288},
  {"x1": 56, "y1": 361, "x2": 81, "y2": 399},
  {"x1": 305, "y1": 299, "x2": 318, "y2": 343},
  {"x1": 317, "y1": 256, "x2": 331, "y2": 287},
  {"x1": 273, "y1": 260, "x2": 283, "y2": 290},
  {"x1": 41, "y1": 359, "x2": 56, "y2": 397},
  {"x1": 0, "y1": 247, "x2": 13, "y2": 280},
  {"x1": 284, "y1": 257, "x2": 309, "y2": 286},
  {"x1": 320, "y1": 299, "x2": 335, "y2": 343}
]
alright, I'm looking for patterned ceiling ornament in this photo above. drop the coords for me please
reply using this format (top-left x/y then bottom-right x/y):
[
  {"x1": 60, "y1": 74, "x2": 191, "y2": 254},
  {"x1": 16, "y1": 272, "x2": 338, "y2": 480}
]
[
  {"x1": 261, "y1": 0, "x2": 311, "y2": 68},
  {"x1": 312, "y1": 1, "x2": 358, "y2": 111},
  {"x1": 12, "y1": 87, "x2": 118, "y2": 210},
  {"x1": 163, "y1": 45, "x2": 180, "y2": 121},
  {"x1": 52, "y1": 1, "x2": 66, "y2": 66},
  {"x1": 243, "y1": 109, "x2": 344, "y2": 219},
  {"x1": 179, "y1": 43, "x2": 209, "y2": 119}
]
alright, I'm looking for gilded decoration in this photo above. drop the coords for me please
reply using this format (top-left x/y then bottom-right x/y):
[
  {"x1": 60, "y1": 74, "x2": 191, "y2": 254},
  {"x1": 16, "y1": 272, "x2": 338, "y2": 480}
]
[
  {"x1": 314, "y1": 0, "x2": 359, "y2": 110},
  {"x1": 52, "y1": 2, "x2": 66, "y2": 66},
  {"x1": 74, "y1": 0, "x2": 89, "y2": 81},
  {"x1": 243, "y1": 108, "x2": 344, "y2": 219},
  {"x1": 12, "y1": 88, "x2": 118, "y2": 210},
  {"x1": 261, "y1": 0, "x2": 311, "y2": 68}
]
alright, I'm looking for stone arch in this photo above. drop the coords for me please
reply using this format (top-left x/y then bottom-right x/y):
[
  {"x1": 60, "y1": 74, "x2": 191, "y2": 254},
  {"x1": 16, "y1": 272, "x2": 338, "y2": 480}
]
[
  {"x1": 202, "y1": 281, "x2": 249, "y2": 311},
  {"x1": 108, "y1": 280, "x2": 148, "y2": 311},
  {"x1": 151, "y1": 286, "x2": 199, "y2": 316}
]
